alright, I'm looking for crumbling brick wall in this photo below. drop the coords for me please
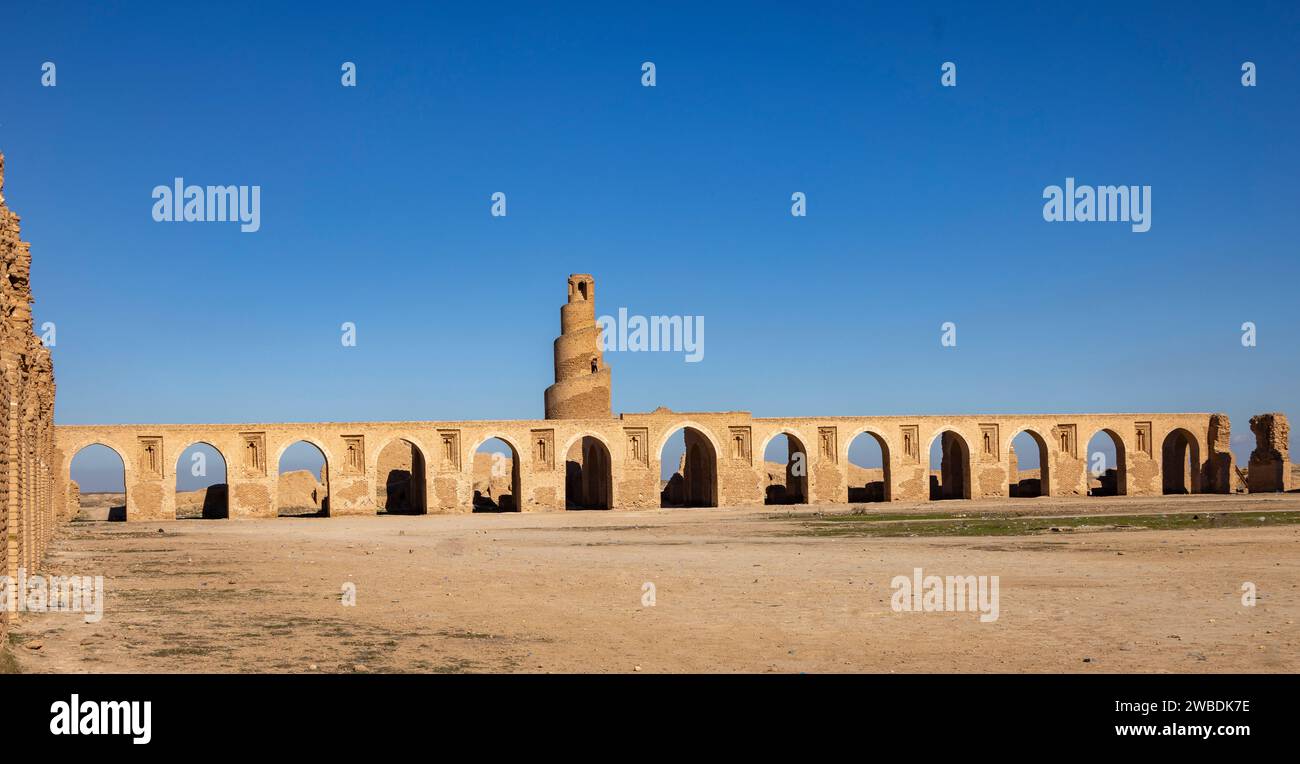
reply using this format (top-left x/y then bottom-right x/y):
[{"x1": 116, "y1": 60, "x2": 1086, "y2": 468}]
[
  {"x1": 1248, "y1": 413, "x2": 1291, "y2": 493},
  {"x1": 1205, "y1": 413, "x2": 1234, "y2": 494},
  {"x1": 1, "y1": 153, "x2": 59, "y2": 635}
]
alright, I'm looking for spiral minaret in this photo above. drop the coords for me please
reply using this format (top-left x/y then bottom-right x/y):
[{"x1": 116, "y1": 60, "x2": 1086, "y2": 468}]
[{"x1": 544, "y1": 274, "x2": 612, "y2": 419}]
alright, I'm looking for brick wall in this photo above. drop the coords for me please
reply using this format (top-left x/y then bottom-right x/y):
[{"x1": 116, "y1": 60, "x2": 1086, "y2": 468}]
[{"x1": 1, "y1": 153, "x2": 59, "y2": 637}]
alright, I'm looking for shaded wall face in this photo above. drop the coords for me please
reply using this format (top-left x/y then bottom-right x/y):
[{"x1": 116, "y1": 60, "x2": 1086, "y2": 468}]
[
  {"x1": 376, "y1": 441, "x2": 425, "y2": 513},
  {"x1": 940, "y1": 433, "x2": 968, "y2": 500},
  {"x1": 581, "y1": 438, "x2": 611, "y2": 508},
  {"x1": 565, "y1": 436, "x2": 612, "y2": 509},
  {"x1": 682, "y1": 429, "x2": 717, "y2": 507},
  {"x1": 782, "y1": 437, "x2": 808, "y2": 503},
  {"x1": 1162, "y1": 432, "x2": 1197, "y2": 494},
  {"x1": 686, "y1": 444, "x2": 707, "y2": 506}
]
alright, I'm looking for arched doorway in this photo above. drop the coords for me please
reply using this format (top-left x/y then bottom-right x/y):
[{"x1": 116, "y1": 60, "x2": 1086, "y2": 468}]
[
  {"x1": 659, "y1": 426, "x2": 718, "y2": 508},
  {"x1": 68, "y1": 444, "x2": 127, "y2": 521},
  {"x1": 846, "y1": 431, "x2": 891, "y2": 502},
  {"x1": 473, "y1": 436, "x2": 521, "y2": 512},
  {"x1": 566, "y1": 436, "x2": 612, "y2": 510},
  {"x1": 1162, "y1": 429, "x2": 1201, "y2": 495},
  {"x1": 1008, "y1": 430, "x2": 1050, "y2": 498},
  {"x1": 929, "y1": 430, "x2": 971, "y2": 500},
  {"x1": 278, "y1": 440, "x2": 330, "y2": 517},
  {"x1": 375, "y1": 439, "x2": 427, "y2": 514},
  {"x1": 763, "y1": 431, "x2": 809, "y2": 505},
  {"x1": 175, "y1": 442, "x2": 228, "y2": 519},
  {"x1": 1086, "y1": 429, "x2": 1127, "y2": 496}
]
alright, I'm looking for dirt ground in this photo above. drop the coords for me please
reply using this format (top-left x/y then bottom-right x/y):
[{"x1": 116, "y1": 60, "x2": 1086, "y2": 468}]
[{"x1": 9, "y1": 493, "x2": 1300, "y2": 673}]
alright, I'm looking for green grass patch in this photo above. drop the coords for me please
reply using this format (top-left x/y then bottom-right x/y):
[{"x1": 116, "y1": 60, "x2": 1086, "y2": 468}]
[
  {"x1": 789, "y1": 510, "x2": 1300, "y2": 538},
  {"x1": 145, "y1": 646, "x2": 212, "y2": 658}
]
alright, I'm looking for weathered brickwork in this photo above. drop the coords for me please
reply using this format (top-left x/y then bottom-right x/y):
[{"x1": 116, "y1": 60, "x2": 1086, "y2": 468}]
[
  {"x1": 1, "y1": 154, "x2": 59, "y2": 634},
  {"x1": 53, "y1": 410, "x2": 1258, "y2": 520},
  {"x1": 1248, "y1": 413, "x2": 1292, "y2": 492},
  {"x1": 544, "y1": 273, "x2": 612, "y2": 420}
]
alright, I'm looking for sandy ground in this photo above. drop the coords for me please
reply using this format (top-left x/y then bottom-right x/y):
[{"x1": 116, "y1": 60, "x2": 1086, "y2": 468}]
[{"x1": 9, "y1": 493, "x2": 1300, "y2": 673}]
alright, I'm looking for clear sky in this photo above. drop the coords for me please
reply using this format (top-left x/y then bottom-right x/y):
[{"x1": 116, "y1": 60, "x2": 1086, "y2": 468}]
[{"x1": 4, "y1": 2, "x2": 1298, "y2": 491}]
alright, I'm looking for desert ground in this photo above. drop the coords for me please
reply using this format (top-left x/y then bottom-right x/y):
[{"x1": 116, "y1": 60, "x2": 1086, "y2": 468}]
[{"x1": 6, "y1": 491, "x2": 1299, "y2": 674}]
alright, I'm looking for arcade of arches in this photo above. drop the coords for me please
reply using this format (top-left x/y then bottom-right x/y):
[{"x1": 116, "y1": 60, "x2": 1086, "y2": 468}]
[{"x1": 53, "y1": 411, "x2": 1289, "y2": 520}]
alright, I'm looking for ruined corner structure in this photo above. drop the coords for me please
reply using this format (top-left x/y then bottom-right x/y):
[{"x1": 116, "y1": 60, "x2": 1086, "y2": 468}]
[
  {"x1": 1, "y1": 153, "x2": 60, "y2": 630},
  {"x1": 1248, "y1": 413, "x2": 1292, "y2": 492}
]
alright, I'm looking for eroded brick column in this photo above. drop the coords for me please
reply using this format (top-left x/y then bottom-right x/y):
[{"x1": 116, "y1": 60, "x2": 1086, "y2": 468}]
[{"x1": 1248, "y1": 413, "x2": 1291, "y2": 493}]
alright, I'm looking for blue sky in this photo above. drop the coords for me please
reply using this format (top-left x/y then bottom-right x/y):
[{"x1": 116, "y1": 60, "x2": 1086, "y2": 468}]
[{"x1": 4, "y1": 2, "x2": 1298, "y2": 490}]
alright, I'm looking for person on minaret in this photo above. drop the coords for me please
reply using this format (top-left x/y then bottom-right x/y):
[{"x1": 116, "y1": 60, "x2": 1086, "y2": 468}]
[{"x1": 544, "y1": 274, "x2": 612, "y2": 419}]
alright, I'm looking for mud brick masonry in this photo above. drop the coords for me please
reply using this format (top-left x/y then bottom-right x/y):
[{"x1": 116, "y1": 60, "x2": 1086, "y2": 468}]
[
  {"x1": 1, "y1": 155, "x2": 59, "y2": 633},
  {"x1": 50, "y1": 277, "x2": 1296, "y2": 519},
  {"x1": 0, "y1": 154, "x2": 1293, "y2": 537}
]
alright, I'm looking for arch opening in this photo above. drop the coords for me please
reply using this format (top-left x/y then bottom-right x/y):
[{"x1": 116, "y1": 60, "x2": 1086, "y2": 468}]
[
  {"x1": 566, "y1": 436, "x2": 612, "y2": 510},
  {"x1": 69, "y1": 444, "x2": 127, "y2": 521},
  {"x1": 1008, "y1": 430, "x2": 1050, "y2": 498},
  {"x1": 474, "y1": 437, "x2": 521, "y2": 512},
  {"x1": 277, "y1": 441, "x2": 330, "y2": 517},
  {"x1": 1162, "y1": 429, "x2": 1201, "y2": 495},
  {"x1": 176, "y1": 442, "x2": 228, "y2": 519},
  {"x1": 763, "y1": 432, "x2": 808, "y2": 505},
  {"x1": 375, "y1": 439, "x2": 427, "y2": 515},
  {"x1": 1086, "y1": 430, "x2": 1127, "y2": 496},
  {"x1": 659, "y1": 426, "x2": 718, "y2": 508},
  {"x1": 846, "y1": 431, "x2": 890, "y2": 503},
  {"x1": 929, "y1": 431, "x2": 971, "y2": 500}
]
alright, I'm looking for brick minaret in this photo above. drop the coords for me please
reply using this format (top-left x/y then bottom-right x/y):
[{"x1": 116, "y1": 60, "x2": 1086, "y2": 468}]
[{"x1": 544, "y1": 274, "x2": 612, "y2": 419}]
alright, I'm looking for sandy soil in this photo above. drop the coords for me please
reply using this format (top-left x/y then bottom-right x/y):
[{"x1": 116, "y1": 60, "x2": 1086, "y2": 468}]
[{"x1": 9, "y1": 493, "x2": 1300, "y2": 674}]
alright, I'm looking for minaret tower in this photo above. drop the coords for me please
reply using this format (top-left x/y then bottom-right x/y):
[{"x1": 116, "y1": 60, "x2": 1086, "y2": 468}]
[{"x1": 544, "y1": 274, "x2": 612, "y2": 419}]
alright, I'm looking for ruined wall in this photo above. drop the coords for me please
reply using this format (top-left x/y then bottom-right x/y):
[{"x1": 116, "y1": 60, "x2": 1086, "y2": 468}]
[
  {"x1": 1, "y1": 153, "x2": 59, "y2": 632},
  {"x1": 55, "y1": 409, "x2": 1246, "y2": 519},
  {"x1": 1248, "y1": 413, "x2": 1291, "y2": 492},
  {"x1": 18, "y1": 241, "x2": 1274, "y2": 524},
  {"x1": 1206, "y1": 413, "x2": 1235, "y2": 494}
]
